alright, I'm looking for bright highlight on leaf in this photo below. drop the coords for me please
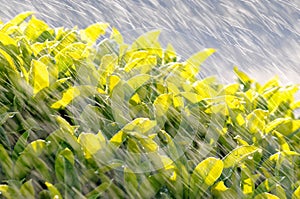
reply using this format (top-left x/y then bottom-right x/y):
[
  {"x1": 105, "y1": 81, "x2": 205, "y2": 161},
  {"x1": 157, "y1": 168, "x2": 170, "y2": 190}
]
[
  {"x1": 31, "y1": 60, "x2": 50, "y2": 94},
  {"x1": 80, "y1": 22, "x2": 109, "y2": 45},
  {"x1": 191, "y1": 157, "x2": 224, "y2": 186},
  {"x1": 51, "y1": 87, "x2": 80, "y2": 109}
]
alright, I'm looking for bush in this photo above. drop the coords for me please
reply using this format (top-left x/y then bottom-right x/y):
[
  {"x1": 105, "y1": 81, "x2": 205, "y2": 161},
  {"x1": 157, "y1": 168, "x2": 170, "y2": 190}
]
[{"x1": 0, "y1": 12, "x2": 299, "y2": 198}]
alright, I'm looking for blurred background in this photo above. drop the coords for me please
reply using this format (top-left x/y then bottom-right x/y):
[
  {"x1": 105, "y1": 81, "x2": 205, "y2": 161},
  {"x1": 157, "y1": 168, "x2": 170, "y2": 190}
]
[{"x1": 0, "y1": 0, "x2": 299, "y2": 84}]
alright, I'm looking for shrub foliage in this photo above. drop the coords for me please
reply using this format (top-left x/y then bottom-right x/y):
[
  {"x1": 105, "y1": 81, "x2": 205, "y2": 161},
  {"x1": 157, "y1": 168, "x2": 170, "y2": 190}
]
[{"x1": 0, "y1": 12, "x2": 300, "y2": 198}]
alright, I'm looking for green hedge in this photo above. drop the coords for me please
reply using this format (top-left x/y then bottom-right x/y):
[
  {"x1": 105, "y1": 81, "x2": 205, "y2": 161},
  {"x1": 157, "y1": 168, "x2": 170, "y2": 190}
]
[{"x1": 0, "y1": 12, "x2": 300, "y2": 198}]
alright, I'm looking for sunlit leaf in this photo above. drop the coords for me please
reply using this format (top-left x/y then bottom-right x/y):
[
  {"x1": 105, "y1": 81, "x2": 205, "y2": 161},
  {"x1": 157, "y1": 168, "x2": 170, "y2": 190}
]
[
  {"x1": 246, "y1": 109, "x2": 268, "y2": 134},
  {"x1": 110, "y1": 27, "x2": 123, "y2": 45},
  {"x1": 293, "y1": 185, "x2": 300, "y2": 199},
  {"x1": 0, "y1": 11, "x2": 33, "y2": 32},
  {"x1": 0, "y1": 32, "x2": 18, "y2": 47},
  {"x1": 191, "y1": 157, "x2": 223, "y2": 187},
  {"x1": 31, "y1": 59, "x2": 50, "y2": 94},
  {"x1": 51, "y1": 86, "x2": 80, "y2": 109},
  {"x1": 80, "y1": 22, "x2": 109, "y2": 45},
  {"x1": 25, "y1": 16, "x2": 50, "y2": 42},
  {"x1": 45, "y1": 182, "x2": 63, "y2": 199},
  {"x1": 131, "y1": 30, "x2": 162, "y2": 57},
  {"x1": 184, "y1": 48, "x2": 215, "y2": 80},
  {"x1": 154, "y1": 93, "x2": 172, "y2": 117},
  {"x1": 223, "y1": 145, "x2": 259, "y2": 168},
  {"x1": 265, "y1": 118, "x2": 300, "y2": 136},
  {"x1": 0, "y1": 48, "x2": 17, "y2": 72},
  {"x1": 78, "y1": 131, "x2": 106, "y2": 159},
  {"x1": 108, "y1": 75, "x2": 121, "y2": 93},
  {"x1": 234, "y1": 66, "x2": 253, "y2": 90}
]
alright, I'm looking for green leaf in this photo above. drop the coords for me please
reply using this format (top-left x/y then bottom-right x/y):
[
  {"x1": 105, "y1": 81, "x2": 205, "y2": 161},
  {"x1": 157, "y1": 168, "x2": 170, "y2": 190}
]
[
  {"x1": 0, "y1": 144, "x2": 13, "y2": 178},
  {"x1": 20, "y1": 180, "x2": 35, "y2": 199},
  {"x1": 0, "y1": 185, "x2": 21, "y2": 199},
  {"x1": 55, "y1": 148, "x2": 80, "y2": 198},
  {"x1": 86, "y1": 182, "x2": 111, "y2": 199},
  {"x1": 110, "y1": 118, "x2": 157, "y2": 146},
  {"x1": 254, "y1": 193, "x2": 280, "y2": 199},
  {"x1": 46, "y1": 129, "x2": 81, "y2": 155},
  {"x1": 14, "y1": 152, "x2": 52, "y2": 181},
  {"x1": 223, "y1": 145, "x2": 260, "y2": 168},
  {"x1": 138, "y1": 173, "x2": 164, "y2": 198},
  {"x1": 124, "y1": 167, "x2": 138, "y2": 198}
]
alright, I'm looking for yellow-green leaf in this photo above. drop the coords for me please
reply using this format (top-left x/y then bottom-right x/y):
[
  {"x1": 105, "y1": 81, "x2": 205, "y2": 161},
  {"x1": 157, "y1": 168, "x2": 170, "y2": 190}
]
[
  {"x1": 45, "y1": 182, "x2": 63, "y2": 199},
  {"x1": 0, "y1": 32, "x2": 18, "y2": 46},
  {"x1": 293, "y1": 185, "x2": 300, "y2": 199},
  {"x1": 131, "y1": 30, "x2": 160, "y2": 50},
  {"x1": 0, "y1": 185, "x2": 20, "y2": 199},
  {"x1": 0, "y1": 48, "x2": 17, "y2": 72},
  {"x1": 223, "y1": 146, "x2": 259, "y2": 168},
  {"x1": 154, "y1": 93, "x2": 172, "y2": 117},
  {"x1": 23, "y1": 139, "x2": 46, "y2": 156},
  {"x1": 254, "y1": 193, "x2": 280, "y2": 199},
  {"x1": 184, "y1": 48, "x2": 215, "y2": 79},
  {"x1": 180, "y1": 92, "x2": 204, "y2": 104},
  {"x1": 246, "y1": 109, "x2": 268, "y2": 134},
  {"x1": 191, "y1": 157, "x2": 224, "y2": 187},
  {"x1": 51, "y1": 87, "x2": 80, "y2": 109},
  {"x1": 80, "y1": 23, "x2": 109, "y2": 45},
  {"x1": 127, "y1": 74, "x2": 151, "y2": 90},
  {"x1": 1, "y1": 11, "x2": 33, "y2": 32},
  {"x1": 31, "y1": 59, "x2": 49, "y2": 94},
  {"x1": 108, "y1": 75, "x2": 121, "y2": 93},
  {"x1": 0, "y1": 144, "x2": 13, "y2": 178},
  {"x1": 234, "y1": 66, "x2": 253, "y2": 88},
  {"x1": 78, "y1": 131, "x2": 106, "y2": 159},
  {"x1": 110, "y1": 27, "x2": 123, "y2": 45},
  {"x1": 25, "y1": 16, "x2": 49, "y2": 41}
]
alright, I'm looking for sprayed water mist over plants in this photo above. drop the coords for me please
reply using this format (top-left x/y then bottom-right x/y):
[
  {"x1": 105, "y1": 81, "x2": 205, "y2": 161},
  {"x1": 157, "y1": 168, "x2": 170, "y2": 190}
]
[{"x1": 0, "y1": 1, "x2": 299, "y2": 199}]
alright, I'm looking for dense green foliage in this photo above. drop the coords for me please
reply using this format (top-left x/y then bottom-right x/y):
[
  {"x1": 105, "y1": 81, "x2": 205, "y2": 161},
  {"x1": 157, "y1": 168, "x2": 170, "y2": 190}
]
[{"x1": 0, "y1": 12, "x2": 300, "y2": 198}]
